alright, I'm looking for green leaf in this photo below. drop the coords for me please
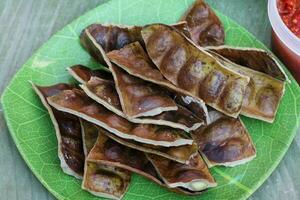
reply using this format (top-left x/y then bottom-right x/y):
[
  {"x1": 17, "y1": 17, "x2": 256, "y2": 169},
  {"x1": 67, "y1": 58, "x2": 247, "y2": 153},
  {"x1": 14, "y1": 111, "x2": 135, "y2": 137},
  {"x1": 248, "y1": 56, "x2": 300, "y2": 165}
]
[{"x1": 1, "y1": 0, "x2": 300, "y2": 199}]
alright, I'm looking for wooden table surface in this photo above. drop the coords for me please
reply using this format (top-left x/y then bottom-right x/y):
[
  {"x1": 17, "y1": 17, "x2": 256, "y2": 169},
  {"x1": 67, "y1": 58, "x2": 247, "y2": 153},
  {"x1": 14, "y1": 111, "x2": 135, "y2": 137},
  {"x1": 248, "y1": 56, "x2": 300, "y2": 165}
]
[{"x1": 0, "y1": 0, "x2": 299, "y2": 199}]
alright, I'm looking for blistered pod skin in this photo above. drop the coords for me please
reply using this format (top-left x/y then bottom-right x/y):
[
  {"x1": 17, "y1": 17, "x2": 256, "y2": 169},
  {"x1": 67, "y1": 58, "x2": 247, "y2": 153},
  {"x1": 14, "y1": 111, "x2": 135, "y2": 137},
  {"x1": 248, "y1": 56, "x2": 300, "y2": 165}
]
[
  {"x1": 32, "y1": 83, "x2": 84, "y2": 179},
  {"x1": 177, "y1": 57, "x2": 206, "y2": 94},
  {"x1": 87, "y1": 133, "x2": 160, "y2": 184},
  {"x1": 110, "y1": 64, "x2": 178, "y2": 118},
  {"x1": 87, "y1": 132, "x2": 205, "y2": 195},
  {"x1": 80, "y1": 22, "x2": 190, "y2": 67},
  {"x1": 199, "y1": 70, "x2": 227, "y2": 103},
  {"x1": 173, "y1": 95, "x2": 209, "y2": 125},
  {"x1": 242, "y1": 79, "x2": 256, "y2": 108},
  {"x1": 104, "y1": 129, "x2": 199, "y2": 164},
  {"x1": 82, "y1": 162, "x2": 131, "y2": 200},
  {"x1": 192, "y1": 110, "x2": 256, "y2": 167},
  {"x1": 256, "y1": 86, "x2": 279, "y2": 116},
  {"x1": 208, "y1": 50, "x2": 285, "y2": 122},
  {"x1": 69, "y1": 66, "x2": 125, "y2": 117},
  {"x1": 68, "y1": 65, "x2": 113, "y2": 84},
  {"x1": 147, "y1": 153, "x2": 217, "y2": 191},
  {"x1": 80, "y1": 24, "x2": 143, "y2": 65},
  {"x1": 141, "y1": 24, "x2": 250, "y2": 117},
  {"x1": 87, "y1": 24, "x2": 142, "y2": 52},
  {"x1": 47, "y1": 89, "x2": 193, "y2": 147},
  {"x1": 83, "y1": 134, "x2": 131, "y2": 200},
  {"x1": 206, "y1": 45, "x2": 289, "y2": 82},
  {"x1": 220, "y1": 79, "x2": 247, "y2": 114},
  {"x1": 107, "y1": 42, "x2": 189, "y2": 93},
  {"x1": 86, "y1": 77, "x2": 122, "y2": 111},
  {"x1": 80, "y1": 119, "x2": 99, "y2": 156},
  {"x1": 106, "y1": 42, "x2": 209, "y2": 124},
  {"x1": 69, "y1": 65, "x2": 204, "y2": 132},
  {"x1": 80, "y1": 122, "x2": 131, "y2": 199},
  {"x1": 179, "y1": 0, "x2": 225, "y2": 46},
  {"x1": 160, "y1": 45, "x2": 188, "y2": 84}
]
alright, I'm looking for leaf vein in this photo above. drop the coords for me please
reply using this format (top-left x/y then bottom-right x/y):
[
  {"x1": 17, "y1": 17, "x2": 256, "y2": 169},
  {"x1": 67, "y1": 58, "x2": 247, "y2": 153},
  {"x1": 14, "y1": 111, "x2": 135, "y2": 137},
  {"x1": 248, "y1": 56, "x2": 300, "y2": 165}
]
[{"x1": 213, "y1": 167, "x2": 252, "y2": 195}]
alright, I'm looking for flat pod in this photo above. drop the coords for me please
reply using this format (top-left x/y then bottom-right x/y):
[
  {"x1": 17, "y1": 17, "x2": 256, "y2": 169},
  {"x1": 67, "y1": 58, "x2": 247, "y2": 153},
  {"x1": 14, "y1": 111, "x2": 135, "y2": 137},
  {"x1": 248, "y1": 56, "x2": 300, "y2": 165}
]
[
  {"x1": 83, "y1": 146, "x2": 131, "y2": 200},
  {"x1": 209, "y1": 51, "x2": 285, "y2": 122},
  {"x1": 179, "y1": 0, "x2": 225, "y2": 46},
  {"x1": 80, "y1": 106, "x2": 199, "y2": 164},
  {"x1": 67, "y1": 64, "x2": 113, "y2": 83},
  {"x1": 206, "y1": 45, "x2": 289, "y2": 82},
  {"x1": 80, "y1": 119, "x2": 99, "y2": 156},
  {"x1": 106, "y1": 42, "x2": 208, "y2": 123},
  {"x1": 110, "y1": 64, "x2": 178, "y2": 118},
  {"x1": 47, "y1": 88, "x2": 193, "y2": 147},
  {"x1": 104, "y1": 129, "x2": 198, "y2": 164},
  {"x1": 147, "y1": 153, "x2": 216, "y2": 191},
  {"x1": 142, "y1": 24, "x2": 250, "y2": 117},
  {"x1": 32, "y1": 83, "x2": 84, "y2": 179},
  {"x1": 192, "y1": 110, "x2": 256, "y2": 167},
  {"x1": 88, "y1": 132, "x2": 165, "y2": 185},
  {"x1": 81, "y1": 115, "x2": 131, "y2": 200},
  {"x1": 88, "y1": 132, "x2": 203, "y2": 195},
  {"x1": 174, "y1": 95, "x2": 256, "y2": 166},
  {"x1": 82, "y1": 162, "x2": 131, "y2": 200},
  {"x1": 80, "y1": 24, "x2": 142, "y2": 66},
  {"x1": 173, "y1": 94, "x2": 210, "y2": 124},
  {"x1": 80, "y1": 22, "x2": 189, "y2": 67},
  {"x1": 68, "y1": 65, "x2": 123, "y2": 116},
  {"x1": 107, "y1": 42, "x2": 193, "y2": 96},
  {"x1": 69, "y1": 65, "x2": 204, "y2": 132}
]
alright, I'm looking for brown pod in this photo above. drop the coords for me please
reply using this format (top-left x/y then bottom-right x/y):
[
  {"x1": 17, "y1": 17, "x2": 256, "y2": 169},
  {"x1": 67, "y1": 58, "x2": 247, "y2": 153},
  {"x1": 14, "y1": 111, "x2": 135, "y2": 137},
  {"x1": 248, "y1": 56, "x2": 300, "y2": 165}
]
[
  {"x1": 192, "y1": 110, "x2": 256, "y2": 167},
  {"x1": 80, "y1": 104, "x2": 199, "y2": 164},
  {"x1": 82, "y1": 162, "x2": 131, "y2": 200},
  {"x1": 206, "y1": 45, "x2": 289, "y2": 82},
  {"x1": 175, "y1": 92, "x2": 256, "y2": 166},
  {"x1": 80, "y1": 22, "x2": 189, "y2": 67},
  {"x1": 141, "y1": 24, "x2": 250, "y2": 117},
  {"x1": 80, "y1": 119, "x2": 99, "y2": 156},
  {"x1": 32, "y1": 83, "x2": 84, "y2": 179},
  {"x1": 110, "y1": 64, "x2": 177, "y2": 118},
  {"x1": 47, "y1": 88, "x2": 193, "y2": 147},
  {"x1": 106, "y1": 42, "x2": 209, "y2": 123},
  {"x1": 173, "y1": 94, "x2": 209, "y2": 124},
  {"x1": 83, "y1": 141, "x2": 131, "y2": 200},
  {"x1": 209, "y1": 50, "x2": 285, "y2": 123},
  {"x1": 88, "y1": 131, "x2": 166, "y2": 185},
  {"x1": 68, "y1": 64, "x2": 113, "y2": 83},
  {"x1": 147, "y1": 153, "x2": 216, "y2": 191},
  {"x1": 88, "y1": 131, "x2": 211, "y2": 195},
  {"x1": 80, "y1": 24, "x2": 142, "y2": 66},
  {"x1": 69, "y1": 65, "x2": 204, "y2": 132},
  {"x1": 180, "y1": 0, "x2": 225, "y2": 46},
  {"x1": 104, "y1": 129, "x2": 198, "y2": 164}
]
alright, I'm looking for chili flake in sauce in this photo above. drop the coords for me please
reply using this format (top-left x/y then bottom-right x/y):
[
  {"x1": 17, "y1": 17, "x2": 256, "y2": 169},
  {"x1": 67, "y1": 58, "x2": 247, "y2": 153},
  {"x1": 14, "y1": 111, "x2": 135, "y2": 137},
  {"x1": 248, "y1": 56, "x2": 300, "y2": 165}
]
[{"x1": 277, "y1": 0, "x2": 300, "y2": 38}]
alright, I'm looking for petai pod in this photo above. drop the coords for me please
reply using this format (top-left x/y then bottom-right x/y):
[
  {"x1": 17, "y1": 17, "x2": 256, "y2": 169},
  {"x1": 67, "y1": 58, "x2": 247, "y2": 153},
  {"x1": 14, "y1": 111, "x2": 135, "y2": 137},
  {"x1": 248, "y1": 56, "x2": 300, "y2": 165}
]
[
  {"x1": 32, "y1": 83, "x2": 84, "y2": 179},
  {"x1": 80, "y1": 22, "x2": 189, "y2": 67},
  {"x1": 106, "y1": 42, "x2": 209, "y2": 123},
  {"x1": 209, "y1": 50, "x2": 285, "y2": 122},
  {"x1": 47, "y1": 88, "x2": 193, "y2": 147},
  {"x1": 82, "y1": 132, "x2": 131, "y2": 200},
  {"x1": 110, "y1": 64, "x2": 178, "y2": 118},
  {"x1": 192, "y1": 110, "x2": 256, "y2": 167},
  {"x1": 179, "y1": 0, "x2": 225, "y2": 46},
  {"x1": 69, "y1": 65, "x2": 204, "y2": 131},
  {"x1": 206, "y1": 45, "x2": 289, "y2": 82},
  {"x1": 141, "y1": 24, "x2": 250, "y2": 118},
  {"x1": 87, "y1": 131, "x2": 215, "y2": 194}
]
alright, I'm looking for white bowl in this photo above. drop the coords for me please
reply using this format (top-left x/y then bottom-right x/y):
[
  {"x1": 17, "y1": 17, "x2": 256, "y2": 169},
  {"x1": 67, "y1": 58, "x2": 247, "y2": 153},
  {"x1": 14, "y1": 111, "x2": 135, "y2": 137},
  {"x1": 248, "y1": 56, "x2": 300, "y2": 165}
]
[{"x1": 268, "y1": 0, "x2": 300, "y2": 83}]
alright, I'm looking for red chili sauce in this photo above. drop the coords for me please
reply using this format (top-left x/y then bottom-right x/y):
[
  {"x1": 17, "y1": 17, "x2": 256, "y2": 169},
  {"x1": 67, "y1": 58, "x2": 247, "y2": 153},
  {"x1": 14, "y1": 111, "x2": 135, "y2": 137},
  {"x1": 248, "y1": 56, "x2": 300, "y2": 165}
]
[{"x1": 277, "y1": 0, "x2": 300, "y2": 38}]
